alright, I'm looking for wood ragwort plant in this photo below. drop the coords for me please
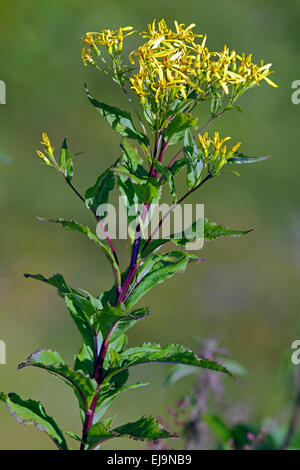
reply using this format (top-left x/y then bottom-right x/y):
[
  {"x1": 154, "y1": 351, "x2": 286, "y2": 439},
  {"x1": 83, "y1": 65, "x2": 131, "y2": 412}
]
[{"x1": 0, "y1": 20, "x2": 277, "y2": 450}]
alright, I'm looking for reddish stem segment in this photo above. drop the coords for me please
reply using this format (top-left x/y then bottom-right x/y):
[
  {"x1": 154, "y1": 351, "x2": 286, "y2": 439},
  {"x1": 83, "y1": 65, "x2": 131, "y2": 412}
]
[{"x1": 80, "y1": 393, "x2": 99, "y2": 451}]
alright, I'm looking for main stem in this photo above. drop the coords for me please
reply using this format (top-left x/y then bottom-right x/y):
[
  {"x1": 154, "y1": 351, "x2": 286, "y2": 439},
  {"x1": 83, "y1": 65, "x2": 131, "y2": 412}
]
[{"x1": 79, "y1": 114, "x2": 213, "y2": 448}]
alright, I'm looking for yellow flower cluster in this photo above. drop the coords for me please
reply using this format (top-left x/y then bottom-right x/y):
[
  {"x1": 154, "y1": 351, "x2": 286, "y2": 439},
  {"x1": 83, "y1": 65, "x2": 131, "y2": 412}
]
[
  {"x1": 81, "y1": 27, "x2": 135, "y2": 65},
  {"x1": 128, "y1": 19, "x2": 277, "y2": 105},
  {"x1": 36, "y1": 133, "x2": 56, "y2": 167},
  {"x1": 198, "y1": 132, "x2": 241, "y2": 173}
]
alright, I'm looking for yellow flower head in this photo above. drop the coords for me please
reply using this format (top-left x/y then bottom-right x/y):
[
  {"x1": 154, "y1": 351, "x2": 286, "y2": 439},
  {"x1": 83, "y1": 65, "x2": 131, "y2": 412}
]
[
  {"x1": 81, "y1": 19, "x2": 277, "y2": 107},
  {"x1": 82, "y1": 33, "x2": 97, "y2": 47},
  {"x1": 229, "y1": 142, "x2": 242, "y2": 154},
  {"x1": 81, "y1": 47, "x2": 95, "y2": 66},
  {"x1": 41, "y1": 132, "x2": 51, "y2": 149},
  {"x1": 36, "y1": 150, "x2": 51, "y2": 165}
]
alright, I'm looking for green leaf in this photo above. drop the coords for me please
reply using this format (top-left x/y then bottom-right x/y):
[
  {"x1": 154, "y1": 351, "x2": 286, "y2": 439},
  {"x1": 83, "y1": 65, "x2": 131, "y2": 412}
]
[
  {"x1": 152, "y1": 160, "x2": 177, "y2": 202},
  {"x1": 164, "y1": 364, "x2": 198, "y2": 388},
  {"x1": 5, "y1": 393, "x2": 68, "y2": 450},
  {"x1": 87, "y1": 416, "x2": 173, "y2": 448},
  {"x1": 85, "y1": 85, "x2": 148, "y2": 146},
  {"x1": 85, "y1": 169, "x2": 115, "y2": 215},
  {"x1": 94, "y1": 305, "x2": 127, "y2": 344},
  {"x1": 109, "y1": 333, "x2": 127, "y2": 354},
  {"x1": 100, "y1": 306, "x2": 149, "y2": 345},
  {"x1": 37, "y1": 218, "x2": 120, "y2": 279},
  {"x1": 224, "y1": 104, "x2": 243, "y2": 113},
  {"x1": 65, "y1": 294, "x2": 97, "y2": 354},
  {"x1": 118, "y1": 177, "x2": 162, "y2": 241},
  {"x1": 113, "y1": 140, "x2": 148, "y2": 184},
  {"x1": 105, "y1": 342, "x2": 237, "y2": 382},
  {"x1": 135, "y1": 179, "x2": 162, "y2": 206},
  {"x1": 164, "y1": 358, "x2": 247, "y2": 389},
  {"x1": 18, "y1": 349, "x2": 98, "y2": 408},
  {"x1": 74, "y1": 343, "x2": 95, "y2": 377},
  {"x1": 227, "y1": 152, "x2": 271, "y2": 165},
  {"x1": 202, "y1": 413, "x2": 231, "y2": 446},
  {"x1": 170, "y1": 217, "x2": 204, "y2": 248},
  {"x1": 210, "y1": 90, "x2": 223, "y2": 116},
  {"x1": 141, "y1": 218, "x2": 250, "y2": 259},
  {"x1": 93, "y1": 380, "x2": 148, "y2": 423},
  {"x1": 203, "y1": 219, "x2": 252, "y2": 241},
  {"x1": 60, "y1": 138, "x2": 73, "y2": 182},
  {"x1": 23, "y1": 272, "x2": 77, "y2": 298},
  {"x1": 125, "y1": 251, "x2": 199, "y2": 309},
  {"x1": 0, "y1": 392, "x2": 6, "y2": 402},
  {"x1": 183, "y1": 129, "x2": 203, "y2": 189},
  {"x1": 165, "y1": 114, "x2": 197, "y2": 145}
]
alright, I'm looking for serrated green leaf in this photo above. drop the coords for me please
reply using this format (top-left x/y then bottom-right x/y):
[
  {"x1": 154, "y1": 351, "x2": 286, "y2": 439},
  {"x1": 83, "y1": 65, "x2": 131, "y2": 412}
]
[
  {"x1": 87, "y1": 416, "x2": 173, "y2": 448},
  {"x1": 85, "y1": 85, "x2": 148, "y2": 146},
  {"x1": 125, "y1": 251, "x2": 198, "y2": 309},
  {"x1": 141, "y1": 218, "x2": 250, "y2": 257},
  {"x1": 113, "y1": 140, "x2": 148, "y2": 184},
  {"x1": 23, "y1": 272, "x2": 77, "y2": 298},
  {"x1": 165, "y1": 114, "x2": 197, "y2": 145},
  {"x1": 203, "y1": 219, "x2": 252, "y2": 240},
  {"x1": 227, "y1": 152, "x2": 271, "y2": 165},
  {"x1": 18, "y1": 349, "x2": 98, "y2": 408},
  {"x1": 5, "y1": 393, "x2": 68, "y2": 450},
  {"x1": 105, "y1": 343, "x2": 237, "y2": 382},
  {"x1": 60, "y1": 138, "x2": 73, "y2": 181}
]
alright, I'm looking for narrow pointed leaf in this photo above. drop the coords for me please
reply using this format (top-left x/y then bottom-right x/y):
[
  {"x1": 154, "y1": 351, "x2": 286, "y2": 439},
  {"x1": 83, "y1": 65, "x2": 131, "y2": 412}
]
[
  {"x1": 5, "y1": 393, "x2": 68, "y2": 450},
  {"x1": 85, "y1": 85, "x2": 148, "y2": 146},
  {"x1": 125, "y1": 251, "x2": 199, "y2": 309},
  {"x1": 105, "y1": 343, "x2": 237, "y2": 382},
  {"x1": 23, "y1": 272, "x2": 77, "y2": 298},
  {"x1": 204, "y1": 219, "x2": 252, "y2": 240},
  {"x1": 227, "y1": 152, "x2": 271, "y2": 165},
  {"x1": 60, "y1": 138, "x2": 73, "y2": 181},
  {"x1": 95, "y1": 305, "x2": 148, "y2": 344},
  {"x1": 85, "y1": 169, "x2": 115, "y2": 215},
  {"x1": 184, "y1": 129, "x2": 203, "y2": 189},
  {"x1": 87, "y1": 416, "x2": 173, "y2": 448},
  {"x1": 18, "y1": 349, "x2": 98, "y2": 407},
  {"x1": 141, "y1": 218, "x2": 251, "y2": 257}
]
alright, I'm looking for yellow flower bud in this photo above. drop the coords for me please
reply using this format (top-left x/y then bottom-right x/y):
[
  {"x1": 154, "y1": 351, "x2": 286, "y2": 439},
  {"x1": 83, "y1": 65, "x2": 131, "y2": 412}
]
[
  {"x1": 41, "y1": 132, "x2": 51, "y2": 148},
  {"x1": 230, "y1": 142, "x2": 242, "y2": 154},
  {"x1": 36, "y1": 150, "x2": 51, "y2": 165}
]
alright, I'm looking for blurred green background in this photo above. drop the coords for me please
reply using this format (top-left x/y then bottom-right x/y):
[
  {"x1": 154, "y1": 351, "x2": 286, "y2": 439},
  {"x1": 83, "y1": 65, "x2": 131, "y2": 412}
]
[{"x1": 0, "y1": 0, "x2": 300, "y2": 449}]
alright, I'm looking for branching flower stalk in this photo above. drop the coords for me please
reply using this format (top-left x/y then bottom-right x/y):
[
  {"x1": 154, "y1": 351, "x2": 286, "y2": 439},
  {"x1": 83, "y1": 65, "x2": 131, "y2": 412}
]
[{"x1": 0, "y1": 19, "x2": 276, "y2": 450}]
